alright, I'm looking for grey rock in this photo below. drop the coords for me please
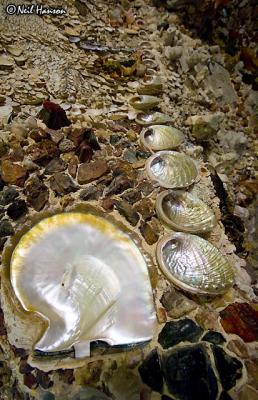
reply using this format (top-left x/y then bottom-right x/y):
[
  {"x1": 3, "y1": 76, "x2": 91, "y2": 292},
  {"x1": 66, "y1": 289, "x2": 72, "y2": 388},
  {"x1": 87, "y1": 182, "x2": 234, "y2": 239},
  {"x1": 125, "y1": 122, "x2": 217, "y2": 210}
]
[
  {"x1": 0, "y1": 220, "x2": 14, "y2": 237},
  {"x1": 50, "y1": 173, "x2": 78, "y2": 195},
  {"x1": 45, "y1": 158, "x2": 67, "y2": 174},
  {"x1": 0, "y1": 186, "x2": 19, "y2": 206}
]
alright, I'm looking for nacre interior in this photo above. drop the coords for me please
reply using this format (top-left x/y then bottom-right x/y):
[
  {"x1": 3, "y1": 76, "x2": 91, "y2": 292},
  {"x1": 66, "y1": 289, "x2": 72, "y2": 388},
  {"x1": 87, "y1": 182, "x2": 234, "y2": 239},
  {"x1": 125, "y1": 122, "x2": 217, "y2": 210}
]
[{"x1": 10, "y1": 212, "x2": 156, "y2": 358}]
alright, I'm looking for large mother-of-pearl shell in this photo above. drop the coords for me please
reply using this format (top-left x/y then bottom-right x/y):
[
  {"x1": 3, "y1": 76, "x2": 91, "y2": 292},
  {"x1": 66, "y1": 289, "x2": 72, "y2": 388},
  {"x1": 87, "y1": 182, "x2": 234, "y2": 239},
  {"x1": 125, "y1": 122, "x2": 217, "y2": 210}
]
[
  {"x1": 10, "y1": 213, "x2": 156, "y2": 358},
  {"x1": 145, "y1": 151, "x2": 198, "y2": 189},
  {"x1": 156, "y1": 233, "x2": 234, "y2": 295},
  {"x1": 140, "y1": 125, "x2": 184, "y2": 151}
]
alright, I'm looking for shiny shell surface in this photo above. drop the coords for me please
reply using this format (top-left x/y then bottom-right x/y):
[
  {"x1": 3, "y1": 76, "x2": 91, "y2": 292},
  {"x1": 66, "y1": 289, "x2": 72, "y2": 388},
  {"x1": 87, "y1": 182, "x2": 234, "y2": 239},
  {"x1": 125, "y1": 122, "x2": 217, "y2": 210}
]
[
  {"x1": 129, "y1": 95, "x2": 160, "y2": 110},
  {"x1": 140, "y1": 125, "x2": 184, "y2": 151},
  {"x1": 136, "y1": 112, "x2": 173, "y2": 125},
  {"x1": 156, "y1": 233, "x2": 234, "y2": 295},
  {"x1": 146, "y1": 151, "x2": 198, "y2": 189},
  {"x1": 137, "y1": 76, "x2": 163, "y2": 95},
  {"x1": 10, "y1": 213, "x2": 156, "y2": 357},
  {"x1": 156, "y1": 190, "x2": 216, "y2": 233}
]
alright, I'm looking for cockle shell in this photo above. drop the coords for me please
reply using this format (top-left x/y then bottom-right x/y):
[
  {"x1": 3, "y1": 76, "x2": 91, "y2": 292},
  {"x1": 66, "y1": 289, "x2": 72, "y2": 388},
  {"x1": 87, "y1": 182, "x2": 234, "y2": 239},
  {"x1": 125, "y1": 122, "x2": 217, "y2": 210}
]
[
  {"x1": 145, "y1": 151, "x2": 198, "y2": 189},
  {"x1": 9, "y1": 213, "x2": 156, "y2": 358},
  {"x1": 156, "y1": 190, "x2": 216, "y2": 234},
  {"x1": 129, "y1": 95, "x2": 160, "y2": 110},
  {"x1": 156, "y1": 233, "x2": 234, "y2": 295},
  {"x1": 140, "y1": 125, "x2": 184, "y2": 151},
  {"x1": 135, "y1": 112, "x2": 173, "y2": 125},
  {"x1": 137, "y1": 76, "x2": 163, "y2": 95}
]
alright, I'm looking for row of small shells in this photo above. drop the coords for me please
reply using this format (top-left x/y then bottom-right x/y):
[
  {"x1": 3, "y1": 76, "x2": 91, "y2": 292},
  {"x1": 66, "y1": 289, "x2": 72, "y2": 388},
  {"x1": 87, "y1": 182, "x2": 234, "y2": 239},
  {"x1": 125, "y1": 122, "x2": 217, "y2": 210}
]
[{"x1": 129, "y1": 53, "x2": 234, "y2": 296}]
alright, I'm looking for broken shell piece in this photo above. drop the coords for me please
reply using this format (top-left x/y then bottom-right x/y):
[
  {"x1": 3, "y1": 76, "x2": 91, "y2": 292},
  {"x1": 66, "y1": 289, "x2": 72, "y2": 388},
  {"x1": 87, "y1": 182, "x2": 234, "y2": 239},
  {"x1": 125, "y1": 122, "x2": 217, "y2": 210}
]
[
  {"x1": 135, "y1": 112, "x2": 173, "y2": 125},
  {"x1": 146, "y1": 151, "x2": 198, "y2": 189},
  {"x1": 0, "y1": 55, "x2": 14, "y2": 70},
  {"x1": 129, "y1": 95, "x2": 160, "y2": 111},
  {"x1": 10, "y1": 213, "x2": 156, "y2": 358},
  {"x1": 6, "y1": 45, "x2": 23, "y2": 57},
  {"x1": 156, "y1": 190, "x2": 216, "y2": 234},
  {"x1": 137, "y1": 76, "x2": 163, "y2": 95},
  {"x1": 140, "y1": 125, "x2": 184, "y2": 151},
  {"x1": 156, "y1": 233, "x2": 234, "y2": 295}
]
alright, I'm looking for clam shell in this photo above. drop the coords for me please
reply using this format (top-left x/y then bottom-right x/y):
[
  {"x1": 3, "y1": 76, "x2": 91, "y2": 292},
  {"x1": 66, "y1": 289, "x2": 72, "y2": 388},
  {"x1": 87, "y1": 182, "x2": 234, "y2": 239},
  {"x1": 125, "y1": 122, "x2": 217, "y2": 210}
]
[
  {"x1": 137, "y1": 76, "x2": 163, "y2": 95},
  {"x1": 156, "y1": 190, "x2": 216, "y2": 234},
  {"x1": 135, "y1": 112, "x2": 173, "y2": 125},
  {"x1": 146, "y1": 151, "x2": 198, "y2": 189},
  {"x1": 129, "y1": 95, "x2": 160, "y2": 110},
  {"x1": 140, "y1": 125, "x2": 184, "y2": 151},
  {"x1": 156, "y1": 233, "x2": 234, "y2": 295},
  {"x1": 10, "y1": 213, "x2": 156, "y2": 357}
]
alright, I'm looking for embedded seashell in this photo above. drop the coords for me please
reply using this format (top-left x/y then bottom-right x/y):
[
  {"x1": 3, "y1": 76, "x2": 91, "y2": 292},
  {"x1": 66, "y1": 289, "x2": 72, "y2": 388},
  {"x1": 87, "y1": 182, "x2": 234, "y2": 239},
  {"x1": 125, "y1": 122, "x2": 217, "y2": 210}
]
[
  {"x1": 10, "y1": 213, "x2": 156, "y2": 357},
  {"x1": 156, "y1": 190, "x2": 216, "y2": 234},
  {"x1": 129, "y1": 95, "x2": 160, "y2": 111},
  {"x1": 156, "y1": 233, "x2": 234, "y2": 295},
  {"x1": 137, "y1": 76, "x2": 163, "y2": 95},
  {"x1": 142, "y1": 58, "x2": 158, "y2": 69},
  {"x1": 135, "y1": 112, "x2": 173, "y2": 125},
  {"x1": 146, "y1": 151, "x2": 198, "y2": 189},
  {"x1": 140, "y1": 125, "x2": 184, "y2": 151}
]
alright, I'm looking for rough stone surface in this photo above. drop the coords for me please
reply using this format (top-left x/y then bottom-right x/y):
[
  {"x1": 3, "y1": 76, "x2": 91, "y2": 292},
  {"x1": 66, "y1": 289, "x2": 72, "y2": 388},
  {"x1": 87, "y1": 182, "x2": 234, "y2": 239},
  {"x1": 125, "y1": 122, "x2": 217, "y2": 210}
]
[
  {"x1": 77, "y1": 160, "x2": 109, "y2": 184},
  {"x1": 0, "y1": 186, "x2": 19, "y2": 206},
  {"x1": 0, "y1": 220, "x2": 14, "y2": 237},
  {"x1": 44, "y1": 158, "x2": 67, "y2": 174},
  {"x1": 114, "y1": 200, "x2": 140, "y2": 226},
  {"x1": 212, "y1": 345, "x2": 243, "y2": 391},
  {"x1": 24, "y1": 175, "x2": 49, "y2": 211},
  {"x1": 160, "y1": 289, "x2": 197, "y2": 319},
  {"x1": 1, "y1": 160, "x2": 27, "y2": 186},
  {"x1": 138, "y1": 349, "x2": 163, "y2": 392},
  {"x1": 106, "y1": 174, "x2": 133, "y2": 195},
  {"x1": 158, "y1": 318, "x2": 203, "y2": 349},
  {"x1": 79, "y1": 185, "x2": 103, "y2": 201},
  {"x1": 6, "y1": 199, "x2": 27, "y2": 220},
  {"x1": 202, "y1": 331, "x2": 226, "y2": 345},
  {"x1": 49, "y1": 173, "x2": 78, "y2": 195}
]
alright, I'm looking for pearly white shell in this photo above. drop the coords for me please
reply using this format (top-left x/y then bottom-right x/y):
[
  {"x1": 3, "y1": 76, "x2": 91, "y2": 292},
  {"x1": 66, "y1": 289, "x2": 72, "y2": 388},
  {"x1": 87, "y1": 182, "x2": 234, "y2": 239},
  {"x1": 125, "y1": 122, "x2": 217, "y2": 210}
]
[
  {"x1": 10, "y1": 213, "x2": 156, "y2": 357},
  {"x1": 140, "y1": 125, "x2": 184, "y2": 151},
  {"x1": 129, "y1": 95, "x2": 161, "y2": 110},
  {"x1": 135, "y1": 112, "x2": 173, "y2": 125},
  {"x1": 145, "y1": 151, "x2": 198, "y2": 189},
  {"x1": 156, "y1": 190, "x2": 216, "y2": 234},
  {"x1": 156, "y1": 232, "x2": 234, "y2": 295}
]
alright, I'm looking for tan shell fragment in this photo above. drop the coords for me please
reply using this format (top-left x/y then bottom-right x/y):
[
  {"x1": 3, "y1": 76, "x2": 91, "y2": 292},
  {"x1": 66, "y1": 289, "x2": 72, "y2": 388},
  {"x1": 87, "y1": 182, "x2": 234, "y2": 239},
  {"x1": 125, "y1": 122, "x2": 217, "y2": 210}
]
[
  {"x1": 129, "y1": 95, "x2": 160, "y2": 111},
  {"x1": 135, "y1": 112, "x2": 173, "y2": 125},
  {"x1": 137, "y1": 76, "x2": 163, "y2": 95},
  {"x1": 156, "y1": 232, "x2": 234, "y2": 295},
  {"x1": 146, "y1": 151, "x2": 198, "y2": 189},
  {"x1": 156, "y1": 190, "x2": 216, "y2": 234},
  {"x1": 140, "y1": 125, "x2": 184, "y2": 151}
]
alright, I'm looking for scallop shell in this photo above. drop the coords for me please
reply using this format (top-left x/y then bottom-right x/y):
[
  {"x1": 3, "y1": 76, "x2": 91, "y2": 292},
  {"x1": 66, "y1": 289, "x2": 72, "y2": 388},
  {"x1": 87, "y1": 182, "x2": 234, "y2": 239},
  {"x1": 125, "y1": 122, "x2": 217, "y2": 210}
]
[
  {"x1": 137, "y1": 76, "x2": 163, "y2": 95},
  {"x1": 156, "y1": 233, "x2": 234, "y2": 295},
  {"x1": 146, "y1": 151, "x2": 198, "y2": 189},
  {"x1": 156, "y1": 190, "x2": 216, "y2": 234},
  {"x1": 129, "y1": 95, "x2": 160, "y2": 110},
  {"x1": 9, "y1": 213, "x2": 156, "y2": 358},
  {"x1": 140, "y1": 125, "x2": 184, "y2": 151},
  {"x1": 135, "y1": 112, "x2": 173, "y2": 125}
]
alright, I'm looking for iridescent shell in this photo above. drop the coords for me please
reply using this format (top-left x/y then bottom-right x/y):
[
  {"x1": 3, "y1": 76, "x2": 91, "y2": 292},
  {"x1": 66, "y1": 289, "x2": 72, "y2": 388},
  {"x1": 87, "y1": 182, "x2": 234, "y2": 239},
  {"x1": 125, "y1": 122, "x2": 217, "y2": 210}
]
[
  {"x1": 9, "y1": 213, "x2": 156, "y2": 358},
  {"x1": 135, "y1": 112, "x2": 173, "y2": 125},
  {"x1": 156, "y1": 233, "x2": 234, "y2": 295},
  {"x1": 156, "y1": 190, "x2": 216, "y2": 234},
  {"x1": 137, "y1": 76, "x2": 163, "y2": 95},
  {"x1": 129, "y1": 95, "x2": 160, "y2": 110},
  {"x1": 140, "y1": 125, "x2": 184, "y2": 151},
  {"x1": 145, "y1": 151, "x2": 198, "y2": 189}
]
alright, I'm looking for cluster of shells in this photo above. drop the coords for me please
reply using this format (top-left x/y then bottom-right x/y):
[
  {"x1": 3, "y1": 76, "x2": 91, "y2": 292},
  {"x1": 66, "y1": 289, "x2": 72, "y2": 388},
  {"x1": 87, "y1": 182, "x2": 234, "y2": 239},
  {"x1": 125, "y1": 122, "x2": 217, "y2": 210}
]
[{"x1": 129, "y1": 55, "x2": 234, "y2": 296}]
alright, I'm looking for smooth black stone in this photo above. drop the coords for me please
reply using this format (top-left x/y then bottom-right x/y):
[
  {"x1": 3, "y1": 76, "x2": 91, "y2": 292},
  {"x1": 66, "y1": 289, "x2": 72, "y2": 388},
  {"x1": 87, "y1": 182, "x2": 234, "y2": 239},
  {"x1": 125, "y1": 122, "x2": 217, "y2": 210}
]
[
  {"x1": 162, "y1": 344, "x2": 218, "y2": 400},
  {"x1": 0, "y1": 178, "x2": 5, "y2": 191},
  {"x1": 212, "y1": 345, "x2": 242, "y2": 391},
  {"x1": 138, "y1": 348, "x2": 163, "y2": 392},
  {"x1": 202, "y1": 331, "x2": 226, "y2": 345},
  {"x1": 162, "y1": 396, "x2": 174, "y2": 400},
  {"x1": 158, "y1": 318, "x2": 203, "y2": 349},
  {"x1": 0, "y1": 220, "x2": 14, "y2": 237},
  {"x1": 42, "y1": 392, "x2": 55, "y2": 400},
  {"x1": 7, "y1": 199, "x2": 27, "y2": 220},
  {"x1": 219, "y1": 392, "x2": 233, "y2": 400},
  {"x1": 0, "y1": 186, "x2": 19, "y2": 206}
]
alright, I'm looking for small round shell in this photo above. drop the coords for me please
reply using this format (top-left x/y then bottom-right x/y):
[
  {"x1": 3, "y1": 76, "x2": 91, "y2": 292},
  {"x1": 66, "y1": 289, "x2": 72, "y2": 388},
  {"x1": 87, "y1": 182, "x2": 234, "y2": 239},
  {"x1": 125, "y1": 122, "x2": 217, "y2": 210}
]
[
  {"x1": 156, "y1": 190, "x2": 216, "y2": 234},
  {"x1": 135, "y1": 112, "x2": 173, "y2": 125},
  {"x1": 140, "y1": 125, "x2": 184, "y2": 151},
  {"x1": 146, "y1": 151, "x2": 198, "y2": 189},
  {"x1": 156, "y1": 232, "x2": 234, "y2": 295},
  {"x1": 129, "y1": 95, "x2": 160, "y2": 111}
]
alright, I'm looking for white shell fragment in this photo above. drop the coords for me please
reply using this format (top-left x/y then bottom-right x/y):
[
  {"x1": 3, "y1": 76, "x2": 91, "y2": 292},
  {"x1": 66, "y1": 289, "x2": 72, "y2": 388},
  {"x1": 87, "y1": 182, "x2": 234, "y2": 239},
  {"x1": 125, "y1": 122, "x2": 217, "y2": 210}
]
[
  {"x1": 136, "y1": 112, "x2": 173, "y2": 125},
  {"x1": 156, "y1": 190, "x2": 216, "y2": 234},
  {"x1": 140, "y1": 125, "x2": 184, "y2": 151},
  {"x1": 146, "y1": 151, "x2": 198, "y2": 189},
  {"x1": 156, "y1": 233, "x2": 234, "y2": 295},
  {"x1": 10, "y1": 213, "x2": 156, "y2": 357},
  {"x1": 129, "y1": 95, "x2": 160, "y2": 110}
]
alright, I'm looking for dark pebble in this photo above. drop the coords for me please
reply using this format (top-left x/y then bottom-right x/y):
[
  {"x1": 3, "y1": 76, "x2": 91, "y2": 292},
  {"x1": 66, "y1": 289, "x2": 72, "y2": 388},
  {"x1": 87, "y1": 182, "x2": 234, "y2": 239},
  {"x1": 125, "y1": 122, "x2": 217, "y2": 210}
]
[
  {"x1": 25, "y1": 175, "x2": 49, "y2": 211},
  {"x1": 0, "y1": 178, "x2": 5, "y2": 191},
  {"x1": 158, "y1": 318, "x2": 203, "y2": 349},
  {"x1": 0, "y1": 186, "x2": 19, "y2": 206},
  {"x1": 42, "y1": 393, "x2": 55, "y2": 400},
  {"x1": 138, "y1": 348, "x2": 163, "y2": 392},
  {"x1": 0, "y1": 307, "x2": 7, "y2": 336},
  {"x1": 23, "y1": 372, "x2": 38, "y2": 389},
  {"x1": 121, "y1": 189, "x2": 141, "y2": 204},
  {"x1": 106, "y1": 174, "x2": 133, "y2": 195},
  {"x1": 44, "y1": 157, "x2": 67, "y2": 174},
  {"x1": 7, "y1": 199, "x2": 27, "y2": 220},
  {"x1": 212, "y1": 345, "x2": 243, "y2": 391},
  {"x1": 161, "y1": 396, "x2": 174, "y2": 400},
  {"x1": 49, "y1": 172, "x2": 78, "y2": 195},
  {"x1": 114, "y1": 200, "x2": 140, "y2": 226},
  {"x1": 110, "y1": 134, "x2": 121, "y2": 145},
  {"x1": 0, "y1": 220, "x2": 14, "y2": 237},
  {"x1": 79, "y1": 185, "x2": 103, "y2": 201},
  {"x1": 202, "y1": 330, "x2": 226, "y2": 345},
  {"x1": 35, "y1": 369, "x2": 53, "y2": 389},
  {"x1": 219, "y1": 392, "x2": 233, "y2": 400},
  {"x1": 19, "y1": 359, "x2": 34, "y2": 374}
]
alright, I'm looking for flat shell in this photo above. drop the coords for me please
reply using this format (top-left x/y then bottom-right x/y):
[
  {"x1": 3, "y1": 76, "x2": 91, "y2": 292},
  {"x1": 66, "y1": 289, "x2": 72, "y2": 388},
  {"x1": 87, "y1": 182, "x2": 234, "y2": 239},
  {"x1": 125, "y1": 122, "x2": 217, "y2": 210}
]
[
  {"x1": 129, "y1": 95, "x2": 160, "y2": 110},
  {"x1": 140, "y1": 125, "x2": 184, "y2": 151},
  {"x1": 156, "y1": 190, "x2": 216, "y2": 233},
  {"x1": 135, "y1": 112, "x2": 173, "y2": 125},
  {"x1": 10, "y1": 213, "x2": 156, "y2": 358},
  {"x1": 156, "y1": 233, "x2": 234, "y2": 295},
  {"x1": 146, "y1": 151, "x2": 198, "y2": 189}
]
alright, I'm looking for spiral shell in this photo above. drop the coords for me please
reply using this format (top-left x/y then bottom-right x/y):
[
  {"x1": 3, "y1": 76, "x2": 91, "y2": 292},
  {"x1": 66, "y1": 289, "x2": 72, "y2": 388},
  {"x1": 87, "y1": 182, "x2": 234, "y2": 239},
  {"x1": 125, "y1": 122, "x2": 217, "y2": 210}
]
[
  {"x1": 10, "y1": 213, "x2": 156, "y2": 357},
  {"x1": 140, "y1": 125, "x2": 184, "y2": 151},
  {"x1": 156, "y1": 190, "x2": 216, "y2": 234},
  {"x1": 136, "y1": 112, "x2": 173, "y2": 125},
  {"x1": 156, "y1": 233, "x2": 234, "y2": 295},
  {"x1": 129, "y1": 95, "x2": 161, "y2": 110},
  {"x1": 146, "y1": 151, "x2": 198, "y2": 189}
]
